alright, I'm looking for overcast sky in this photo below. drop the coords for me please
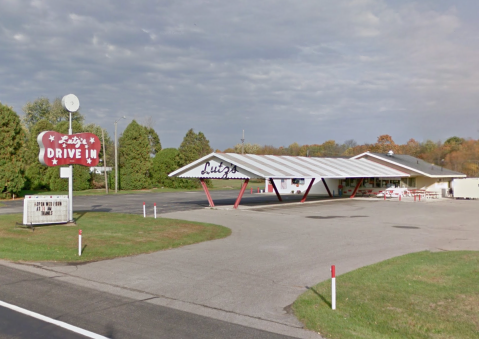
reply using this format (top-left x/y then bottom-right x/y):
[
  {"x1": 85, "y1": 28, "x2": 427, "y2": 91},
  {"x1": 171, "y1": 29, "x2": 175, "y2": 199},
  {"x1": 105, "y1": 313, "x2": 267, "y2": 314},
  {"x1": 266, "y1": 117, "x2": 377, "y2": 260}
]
[{"x1": 1, "y1": 0, "x2": 479, "y2": 150}]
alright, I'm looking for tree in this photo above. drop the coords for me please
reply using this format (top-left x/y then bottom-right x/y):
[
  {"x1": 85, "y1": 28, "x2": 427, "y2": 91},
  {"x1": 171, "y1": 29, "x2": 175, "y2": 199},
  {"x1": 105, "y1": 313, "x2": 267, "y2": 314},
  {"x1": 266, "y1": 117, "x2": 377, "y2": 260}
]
[
  {"x1": 177, "y1": 129, "x2": 212, "y2": 167},
  {"x1": 402, "y1": 138, "x2": 421, "y2": 157},
  {"x1": 143, "y1": 126, "x2": 162, "y2": 156},
  {"x1": 0, "y1": 102, "x2": 25, "y2": 197},
  {"x1": 22, "y1": 97, "x2": 84, "y2": 131},
  {"x1": 119, "y1": 120, "x2": 151, "y2": 190},
  {"x1": 444, "y1": 136, "x2": 464, "y2": 146},
  {"x1": 176, "y1": 129, "x2": 212, "y2": 188},
  {"x1": 150, "y1": 148, "x2": 181, "y2": 188},
  {"x1": 233, "y1": 143, "x2": 261, "y2": 154},
  {"x1": 321, "y1": 140, "x2": 341, "y2": 157},
  {"x1": 371, "y1": 134, "x2": 399, "y2": 154}
]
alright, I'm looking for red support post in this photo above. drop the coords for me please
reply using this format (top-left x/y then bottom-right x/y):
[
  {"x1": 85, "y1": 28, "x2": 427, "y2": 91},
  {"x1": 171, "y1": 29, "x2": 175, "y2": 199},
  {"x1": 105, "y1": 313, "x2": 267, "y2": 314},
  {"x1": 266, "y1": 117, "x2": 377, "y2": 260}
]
[
  {"x1": 234, "y1": 179, "x2": 249, "y2": 209},
  {"x1": 350, "y1": 178, "x2": 364, "y2": 198},
  {"x1": 269, "y1": 179, "x2": 282, "y2": 202},
  {"x1": 321, "y1": 178, "x2": 332, "y2": 197},
  {"x1": 200, "y1": 179, "x2": 215, "y2": 207},
  {"x1": 301, "y1": 178, "x2": 316, "y2": 203}
]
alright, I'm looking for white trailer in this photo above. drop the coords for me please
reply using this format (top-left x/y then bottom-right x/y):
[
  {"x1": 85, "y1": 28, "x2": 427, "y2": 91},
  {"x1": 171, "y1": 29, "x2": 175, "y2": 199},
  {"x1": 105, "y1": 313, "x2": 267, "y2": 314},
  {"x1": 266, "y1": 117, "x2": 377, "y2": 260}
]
[{"x1": 452, "y1": 178, "x2": 479, "y2": 199}]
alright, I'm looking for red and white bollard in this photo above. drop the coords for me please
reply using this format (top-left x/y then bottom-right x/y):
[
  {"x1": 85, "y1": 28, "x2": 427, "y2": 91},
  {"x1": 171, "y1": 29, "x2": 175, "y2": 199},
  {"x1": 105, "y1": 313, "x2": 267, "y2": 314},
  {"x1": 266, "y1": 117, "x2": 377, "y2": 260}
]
[
  {"x1": 78, "y1": 229, "x2": 82, "y2": 256},
  {"x1": 257, "y1": 187, "x2": 259, "y2": 193},
  {"x1": 418, "y1": 195, "x2": 421, "y2": 201},
  {"x1": 143, "y1": 202, "x2": 146, "y2": 218},
  {"x1": 331, "y1": 265, "x2": 336, "y2": 310},
  {"x1": 414, "y1": 195, "x2": 417, "y2": 202},
  {"x1": 251, "y1": 188, "x2": 253, "y2": 194},
  {"x1": 154, "y1": 203, "x2": 157, "y2": 219},
  {"x1": 399, "y1": 195, "x2": 401, "y2": 201},
  {"x1": 384, "y1": 193, "x2": 386, "y2": 200}
]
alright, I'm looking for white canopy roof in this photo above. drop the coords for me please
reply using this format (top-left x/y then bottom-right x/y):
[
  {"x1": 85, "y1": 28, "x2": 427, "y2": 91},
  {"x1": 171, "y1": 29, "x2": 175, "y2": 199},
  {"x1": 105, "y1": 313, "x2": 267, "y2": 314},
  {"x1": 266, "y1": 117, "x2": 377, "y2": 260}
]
[{"x1": 169, "y1": 153, "x2": 409, "y2": 179}]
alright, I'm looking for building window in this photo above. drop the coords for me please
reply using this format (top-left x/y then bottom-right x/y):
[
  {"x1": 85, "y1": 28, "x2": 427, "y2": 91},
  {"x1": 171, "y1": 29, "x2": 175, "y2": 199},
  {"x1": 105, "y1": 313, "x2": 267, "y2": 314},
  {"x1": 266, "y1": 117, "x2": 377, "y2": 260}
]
[
  {"x1": 408, "y1": 178, "x2": 416, "y2": 187},
  {"x1": 292, "y1": 178, "x2": 305, "y2": 185}
]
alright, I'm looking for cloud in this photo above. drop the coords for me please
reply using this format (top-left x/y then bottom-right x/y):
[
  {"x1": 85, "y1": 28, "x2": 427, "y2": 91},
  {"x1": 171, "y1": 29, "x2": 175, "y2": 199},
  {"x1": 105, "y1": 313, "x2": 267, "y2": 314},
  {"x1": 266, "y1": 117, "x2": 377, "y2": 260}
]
[{"x1": 0, "y1": 0, "x2": 478, "y2": 149}]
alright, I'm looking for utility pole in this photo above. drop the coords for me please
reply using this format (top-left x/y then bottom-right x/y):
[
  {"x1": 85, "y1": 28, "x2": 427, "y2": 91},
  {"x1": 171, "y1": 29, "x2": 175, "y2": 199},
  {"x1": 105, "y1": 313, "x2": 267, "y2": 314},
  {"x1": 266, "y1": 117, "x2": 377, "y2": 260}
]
[
  {"x1": 114, "y1": 116, "x2": 126, "y2": 193},
  {"x1": 102, "y1": 129, "x2": 108, "y2": 194},
  {"x1": 241, "y1": 130, "x2": 245, "y2": 155}
]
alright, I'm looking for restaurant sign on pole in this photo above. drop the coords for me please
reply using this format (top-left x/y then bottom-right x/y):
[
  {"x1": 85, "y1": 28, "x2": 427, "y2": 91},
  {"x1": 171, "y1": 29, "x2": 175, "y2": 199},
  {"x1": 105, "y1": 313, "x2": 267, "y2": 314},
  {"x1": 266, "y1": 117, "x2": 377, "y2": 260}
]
[
  {"x1": 23, "y1": 130, "x2": 101, "y2": 225},
  {"x1": 37, "y1": 131, "x2": 101, "y2": 167}
]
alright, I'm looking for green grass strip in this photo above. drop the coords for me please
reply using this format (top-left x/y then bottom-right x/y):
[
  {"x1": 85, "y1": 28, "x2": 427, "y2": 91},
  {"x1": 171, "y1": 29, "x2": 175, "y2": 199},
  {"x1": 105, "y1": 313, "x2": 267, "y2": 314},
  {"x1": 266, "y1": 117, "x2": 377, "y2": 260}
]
[
  {"x1": 294, "y1": 251, "x2": 479, "y2": 339},
  {"x1": 0, "y1": 212, "x2": 231, "y2": 262}
]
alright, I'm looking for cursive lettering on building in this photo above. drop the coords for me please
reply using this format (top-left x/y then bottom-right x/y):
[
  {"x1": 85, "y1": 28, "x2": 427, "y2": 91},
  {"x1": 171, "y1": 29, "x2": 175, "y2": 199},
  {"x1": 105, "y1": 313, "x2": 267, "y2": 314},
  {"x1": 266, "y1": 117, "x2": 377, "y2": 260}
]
[{"x1": 201, "y1": 161, "x2": 238, "y2": 178}]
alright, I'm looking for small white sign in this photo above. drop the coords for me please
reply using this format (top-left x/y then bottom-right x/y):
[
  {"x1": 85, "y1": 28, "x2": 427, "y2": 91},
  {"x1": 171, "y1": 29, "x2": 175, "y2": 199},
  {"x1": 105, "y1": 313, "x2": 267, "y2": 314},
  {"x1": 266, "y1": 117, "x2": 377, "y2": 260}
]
[
  {"x1": 60, "y1": 167, "x2": 71, "y2": 178},
  {"x1": 23, "y1": 195, "x2": 69, "y2": 225}
]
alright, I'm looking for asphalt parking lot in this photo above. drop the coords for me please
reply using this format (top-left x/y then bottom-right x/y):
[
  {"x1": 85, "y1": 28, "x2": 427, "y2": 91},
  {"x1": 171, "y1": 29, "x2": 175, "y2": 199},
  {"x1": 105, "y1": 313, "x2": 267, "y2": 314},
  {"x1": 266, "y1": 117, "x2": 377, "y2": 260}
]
[
  {"x1": 1, "y1": 194, "x2": 478, "y2": 338},
  {"x1": 0, "y1": 190, "x2": 340, "y2": 216}
]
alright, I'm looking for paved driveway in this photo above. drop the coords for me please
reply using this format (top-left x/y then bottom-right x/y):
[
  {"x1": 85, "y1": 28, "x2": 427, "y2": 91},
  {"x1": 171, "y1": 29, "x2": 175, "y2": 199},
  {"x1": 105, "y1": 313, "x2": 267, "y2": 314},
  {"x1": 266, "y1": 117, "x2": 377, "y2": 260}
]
[{"x1": 4, "y1": 198, "x2": 478, "y2": 338}]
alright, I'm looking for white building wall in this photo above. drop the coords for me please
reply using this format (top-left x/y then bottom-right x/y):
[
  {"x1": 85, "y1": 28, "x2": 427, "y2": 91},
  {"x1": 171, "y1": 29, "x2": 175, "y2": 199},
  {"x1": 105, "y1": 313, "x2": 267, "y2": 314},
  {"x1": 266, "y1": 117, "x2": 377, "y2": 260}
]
[{"x1": 265, "y1": 178, "x2": 340, "y2": 195}]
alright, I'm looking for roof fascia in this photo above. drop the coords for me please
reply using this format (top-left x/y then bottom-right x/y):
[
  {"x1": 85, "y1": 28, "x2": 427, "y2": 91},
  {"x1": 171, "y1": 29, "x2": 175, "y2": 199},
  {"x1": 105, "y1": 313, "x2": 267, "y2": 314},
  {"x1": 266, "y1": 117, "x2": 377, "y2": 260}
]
[
  {"x1": 168, "y1": 153, "x2": 266, "y2": 178},
  {"x1": 350, "y1": 151, "x2": 370, "y2": 159},
  {"x1": 352, "y1": 152, "x2": 442, "y2": 178}
]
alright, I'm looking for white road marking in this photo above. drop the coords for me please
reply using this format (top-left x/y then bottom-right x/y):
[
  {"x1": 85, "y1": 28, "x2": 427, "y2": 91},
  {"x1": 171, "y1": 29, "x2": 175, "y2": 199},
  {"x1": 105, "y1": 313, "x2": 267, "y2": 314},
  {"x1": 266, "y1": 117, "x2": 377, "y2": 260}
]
[{"x1": 0, "y1": 300, "x2": 108, "y2": 339}]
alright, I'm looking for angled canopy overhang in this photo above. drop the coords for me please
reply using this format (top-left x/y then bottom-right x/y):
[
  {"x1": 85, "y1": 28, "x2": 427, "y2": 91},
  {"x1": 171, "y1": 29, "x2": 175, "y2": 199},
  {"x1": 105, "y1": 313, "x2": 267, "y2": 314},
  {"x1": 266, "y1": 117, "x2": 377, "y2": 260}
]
[
  {"x1": 169, "y1": 152, "x2": 410, "y2": 180},
  {"x1": 169, "y1": 153, "x2": 409, "y2": 209},
  {"x1": 169, "y1": 153, "x2": 409, "y2": 208}
]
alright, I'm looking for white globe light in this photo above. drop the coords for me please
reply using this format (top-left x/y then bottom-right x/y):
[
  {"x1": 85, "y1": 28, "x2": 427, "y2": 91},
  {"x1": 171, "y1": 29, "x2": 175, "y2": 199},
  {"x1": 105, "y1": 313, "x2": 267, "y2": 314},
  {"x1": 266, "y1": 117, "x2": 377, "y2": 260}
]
[{"x1": 61, "y1": 94, "x2": 80, "y2": 112}]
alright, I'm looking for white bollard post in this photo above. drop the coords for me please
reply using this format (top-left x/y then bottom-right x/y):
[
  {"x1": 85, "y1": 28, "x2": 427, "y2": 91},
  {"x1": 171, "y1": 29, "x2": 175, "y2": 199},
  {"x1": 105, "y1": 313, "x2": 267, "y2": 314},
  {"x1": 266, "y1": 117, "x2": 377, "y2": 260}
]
[
  {"x1": 331, "y1": 265, "x2": 336, "y2": 310},
  {"x1": 78, "y1": 230, "x2": 82, "y2": 256},
  {"x1": 154, "y1": 203, "x2": 157, "y2": 219},
  {"x1": 143, "y1": 202, "x2": 146, "y2": 218}
]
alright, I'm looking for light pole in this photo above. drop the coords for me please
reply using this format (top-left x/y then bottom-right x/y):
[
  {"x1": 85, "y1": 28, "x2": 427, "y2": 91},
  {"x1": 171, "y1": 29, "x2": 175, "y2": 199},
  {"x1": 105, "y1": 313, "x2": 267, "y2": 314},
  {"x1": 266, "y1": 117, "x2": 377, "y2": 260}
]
[
  {"x1": 241, "y1": 130, "x2": 245, "y2": 154},
  {"x1": 114, "y1": 116, "x2": 126, "y2": 193}
]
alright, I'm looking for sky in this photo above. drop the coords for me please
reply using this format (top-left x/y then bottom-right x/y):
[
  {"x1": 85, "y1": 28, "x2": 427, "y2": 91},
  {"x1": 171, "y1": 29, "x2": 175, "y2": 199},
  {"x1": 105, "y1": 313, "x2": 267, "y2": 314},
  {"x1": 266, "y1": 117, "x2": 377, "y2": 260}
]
[{"x1": 1, "y1": 0, "x2": 479, "y2": 150}]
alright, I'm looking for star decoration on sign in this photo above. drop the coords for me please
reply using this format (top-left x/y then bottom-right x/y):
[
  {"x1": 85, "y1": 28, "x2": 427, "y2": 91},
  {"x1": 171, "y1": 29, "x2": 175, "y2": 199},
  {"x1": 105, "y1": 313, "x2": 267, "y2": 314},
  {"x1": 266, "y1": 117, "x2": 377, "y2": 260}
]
[
  {"x1": 52, "y1": 158, "x2": 58, "y2": 165},
  {"x1": 90, "y1": 137, "x2": 95, "y2": 144},
  {"x1": 87, "y1": 158, "x2": 92, "y2": 164},
  {"x1": 62, "y1": 143, "x2": 67, "y2": 148},
  {"x1": 49, "y1": 135, "x2": 55, "y2": 142},
  {"x1": 85, "y1": 145, "x2": 89, "y2": 149}
]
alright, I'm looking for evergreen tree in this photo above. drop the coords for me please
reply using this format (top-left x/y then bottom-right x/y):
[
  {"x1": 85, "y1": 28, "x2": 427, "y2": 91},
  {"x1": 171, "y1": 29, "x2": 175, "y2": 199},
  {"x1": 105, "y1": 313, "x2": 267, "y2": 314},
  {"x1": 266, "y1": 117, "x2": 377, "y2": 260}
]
[
  {"x1": 177, "y1": 128, "x2": 212, "y2": 166},
  {"x1": 0, "y1": 102, "x2": 25, "y2": 197},
  {"x1": 176, "y1": 129, "x2": 212, "y2": 188},
  {"x1": 119, "y1": 120, "x2": 151, "y2": 190},
  {"x1": 144, "y1": 126, "x2": 162, "y2": 156},
  {"x1": 150, "y1": 148, "x2": 181, "y2": 188}
]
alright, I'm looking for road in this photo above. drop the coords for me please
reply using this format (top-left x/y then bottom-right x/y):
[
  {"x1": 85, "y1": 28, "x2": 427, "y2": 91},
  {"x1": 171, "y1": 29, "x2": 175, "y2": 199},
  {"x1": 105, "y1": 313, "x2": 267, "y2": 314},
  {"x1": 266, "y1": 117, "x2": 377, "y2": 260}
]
[{"x1": 0, "y1": 264, "x2": 297, "y2": 339}]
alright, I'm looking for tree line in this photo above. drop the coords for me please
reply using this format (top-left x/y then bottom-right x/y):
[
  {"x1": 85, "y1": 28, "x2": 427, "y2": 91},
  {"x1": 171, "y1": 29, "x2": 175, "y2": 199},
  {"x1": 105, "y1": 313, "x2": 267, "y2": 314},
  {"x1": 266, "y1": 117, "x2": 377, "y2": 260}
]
[
  {"x1": 226, "y1": 134, "x2": 479, "y2": 177},
  {"x1": 1, "y1": 97, "x2": 477, "y2": 198},
  {"x1": 0, "y1": 98, "x2": 212, "y2": 198}
]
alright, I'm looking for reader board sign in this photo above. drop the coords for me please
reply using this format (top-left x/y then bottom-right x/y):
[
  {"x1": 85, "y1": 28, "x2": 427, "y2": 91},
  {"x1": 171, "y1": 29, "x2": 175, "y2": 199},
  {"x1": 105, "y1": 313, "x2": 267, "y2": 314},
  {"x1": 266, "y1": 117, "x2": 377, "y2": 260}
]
[{"x1": 23, "y1": 195, "x2": 69, "y2": 225}]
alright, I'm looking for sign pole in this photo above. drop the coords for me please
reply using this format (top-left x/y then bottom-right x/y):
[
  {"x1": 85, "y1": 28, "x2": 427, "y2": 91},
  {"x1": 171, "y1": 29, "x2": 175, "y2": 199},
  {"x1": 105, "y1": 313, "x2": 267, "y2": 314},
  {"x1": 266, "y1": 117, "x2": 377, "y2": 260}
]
[
  {"x1": 61, "y1": 94, "x2": 80, "y2": 224},
  {"x1": 68, "y1": 112, "x2": 73, "y2": 223}
]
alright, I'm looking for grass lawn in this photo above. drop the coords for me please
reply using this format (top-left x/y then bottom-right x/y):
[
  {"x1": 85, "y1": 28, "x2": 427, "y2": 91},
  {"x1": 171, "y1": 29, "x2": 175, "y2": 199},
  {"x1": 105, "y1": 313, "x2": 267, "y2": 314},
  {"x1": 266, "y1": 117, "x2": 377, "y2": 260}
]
[
  {"x1": 0, "y1": 212, "x2": 230, "y2": 262},
  {"x1": 294, "y1": 251, "x2": 479, "y2": 339}
]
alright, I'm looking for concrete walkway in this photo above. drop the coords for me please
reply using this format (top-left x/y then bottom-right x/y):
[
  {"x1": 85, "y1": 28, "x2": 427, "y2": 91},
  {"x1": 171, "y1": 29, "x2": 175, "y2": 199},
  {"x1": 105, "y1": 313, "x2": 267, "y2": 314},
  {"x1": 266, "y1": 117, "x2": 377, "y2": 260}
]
[{"x1": 3, "y1": 198, "x2": 478, "y2": 338}]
